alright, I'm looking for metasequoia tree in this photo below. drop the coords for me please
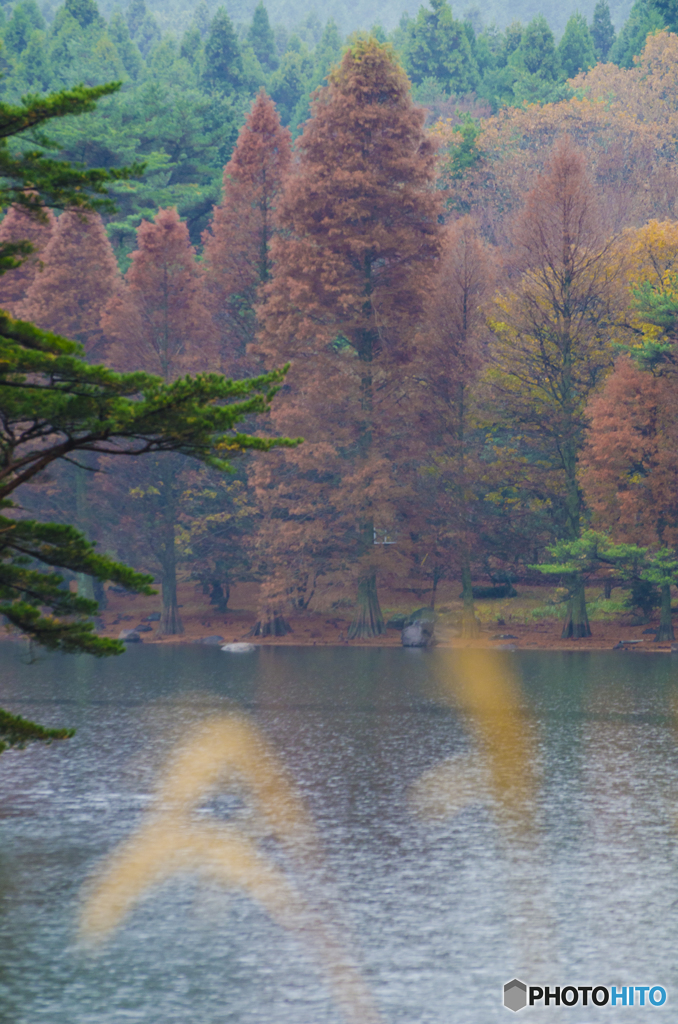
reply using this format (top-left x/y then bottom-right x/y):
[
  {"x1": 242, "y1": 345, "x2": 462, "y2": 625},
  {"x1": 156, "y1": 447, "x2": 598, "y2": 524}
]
[
  {"x1": 20, "y1": 208, "x2": 120, "y2": 356},
  {"x1": 414, "y1": 217, "x2": 496, "y2": 635},
  {"x1": 16, "y1": 208, "x2": 121, "y2": 599},
  {"x1": 580, "y1": 218, "x2": 678, "y2": 640},
  {"x1": 202, "y1": 89, "x2": 291, "y2": 369},
  {"x1": 582, "y1": 357, "x2": 678, "y2": 639},
  {"x1": 0, "y1": 203, "x2": 55, "y2": 315},
  {"x1": 101, "y1": 207, "x2": 219, "y2": 634},
  {"x1": 487, "y1": 139, "x2": 622, "y2": 638},
  {"x1": 255, "y1": 37, "x2": 441, "y2": 638}
]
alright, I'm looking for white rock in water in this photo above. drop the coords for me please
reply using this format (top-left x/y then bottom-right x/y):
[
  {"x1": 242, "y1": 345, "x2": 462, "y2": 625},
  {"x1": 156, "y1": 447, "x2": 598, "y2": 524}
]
[{"x1": 220, "y1": 642, "x2": 256, "y2": 653}]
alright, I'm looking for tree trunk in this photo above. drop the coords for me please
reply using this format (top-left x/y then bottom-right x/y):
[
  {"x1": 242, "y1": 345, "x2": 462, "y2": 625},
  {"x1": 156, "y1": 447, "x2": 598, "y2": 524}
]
[
  {"x1": 75, "y1": 463, "x2": 96, "y2": 601},
  {"x1": 160, "y1": 552, "x2": 184, "y2": 635},
  {"x1": 460, "y1": 549, "x2": 480, "y2": 638},
  {"x1": 158, "y1": 464, "x2": 183, "y2": 635},
  {"x1": 209, "y1": 581, "x2": 229, "y2": 613},
  {"x1": 656, "y1": 582, "x2": 674, "y2": 641},
  {"x1": 561, "y1": 579, "x2": 591, "y2": 638},
  {"x1": 348, "y1": 572, "x2": 385, "y2": 640},
  {"x1": 430, "y1": 567, "x2": 442, "y2": 610},
  {"x1": 93, "y1": 576, "x2": 107, "y2": 610},
  {"x1": 249, "y1": 609, "x2": 292, "y2": 636},
  {"x1": 604, "y1": 579, "x2": 612, "y2": 599}
]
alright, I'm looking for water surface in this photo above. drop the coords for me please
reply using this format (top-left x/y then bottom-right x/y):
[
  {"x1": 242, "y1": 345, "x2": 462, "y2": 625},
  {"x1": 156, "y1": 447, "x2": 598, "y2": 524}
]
[{"x1": 1, "y1": 645, "x2": 677, "y2": 1022}]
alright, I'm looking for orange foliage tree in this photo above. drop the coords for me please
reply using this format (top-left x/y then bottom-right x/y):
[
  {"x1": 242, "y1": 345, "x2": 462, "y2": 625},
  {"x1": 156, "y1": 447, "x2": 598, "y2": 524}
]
[
  {"x1": 201, "y1": 90, "x2": 291, "y2": 371},
  {"x1": 412, "y1": 216, "x2": 497, "y2": 634},
  {"x1": 253, "y1": 37, "x2": 441, "y2": 637},
  {"x1": 100, "y1": 207, "x2": 219, "y2": 634},
  {"x1": 581, "y1": 356, "x2": 678, "y2": 638},
  {"x1": 0, "y1": 204, "x2": 55, "y2": 316},
  {"x1": 20, "y1": 208, "x2": 120, "y2": 357},
  {"x1": 581, "y1": 217, "x2": 678, "y2": 640}
]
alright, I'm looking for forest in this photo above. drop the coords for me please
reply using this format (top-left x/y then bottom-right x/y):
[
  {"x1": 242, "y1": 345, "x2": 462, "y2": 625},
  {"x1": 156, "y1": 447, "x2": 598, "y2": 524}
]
[{"x1": 4, "y1": 0, "x2": 678, "y2": 671}]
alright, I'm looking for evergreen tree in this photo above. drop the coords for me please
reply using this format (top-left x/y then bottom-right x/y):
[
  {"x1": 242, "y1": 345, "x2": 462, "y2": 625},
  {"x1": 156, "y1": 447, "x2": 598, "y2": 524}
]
[
  {"x1": 248, "y1": 2, "x2": 278, "y2": 72},
  {"x1": 610, "y1": 0, "x2": 663, "y2": 67},
  {"x1": 649, "y1": 0, "x2": 678, "y2": 32},
  {"x1": 202, "y1": 6, "x2": 243, "y2": 93},
  {"x1": 558, "y1": 12, "x2": 596, "y2": 79},
  {"x1": 108, "y1": 10, "x2": 144, "y2": 81},
  {"x1": 269, "y1": 46, "x2": 312, "y2": 125},
  {"x1": 404, "y1": 0, "x2": 479, "y2": 95},
  {"x1": 21, "y1": 209, "x2": 120, "y2": 357},
  {"x1": 180, "y1": 23, "x2": 202, "y2": 66},
  {"x1": 17, "y1": 28, "x2": 53, "y2": 90},
  {"x1": 3, "y1": 0, "x2": 44, "y2": 56},
  {"x1": 202, "y1": 90, "x2": 291, "y2": 364},
  {"x1": 65, "y1": 0, "x2": 103, "y2": 30},
  {"x1": 287, "y1": 19, "x2": 343, "y2": 130},
  {"x1": 125, "y1": 0, "x2": 148, "y2": 38},
  {"x1": 0, "y1": 204, "x2": 55, "y2": 316},
  {"x1": 125, "y1": 0, "x2": 160, "y2": 58},
  {"x1": 591, "y1": 0, "x2": 616, "y2": 61},
  {"x1": 257, "y1": 37, "x2": 441, "y2": 638},
  {"x1": 516, "y1": 14, "x2": 560, "y2": 79}
]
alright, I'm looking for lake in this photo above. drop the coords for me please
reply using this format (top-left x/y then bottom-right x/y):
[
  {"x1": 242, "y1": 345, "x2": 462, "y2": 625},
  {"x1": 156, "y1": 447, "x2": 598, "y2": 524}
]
[{"x1": 1, "y1": 645, "x2": 677, "y2": 1023}]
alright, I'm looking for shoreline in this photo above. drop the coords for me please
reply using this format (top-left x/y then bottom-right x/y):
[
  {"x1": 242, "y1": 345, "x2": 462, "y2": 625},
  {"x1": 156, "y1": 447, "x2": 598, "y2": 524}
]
[{"x1": 7, "y1": 581, "x2": 676, "y2": 655}]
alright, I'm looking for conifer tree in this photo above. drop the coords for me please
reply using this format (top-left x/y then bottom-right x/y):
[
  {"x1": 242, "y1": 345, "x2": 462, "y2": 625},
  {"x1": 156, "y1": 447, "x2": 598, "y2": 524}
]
[
  {"x1": 0, "y1": 204, "x2": 55, "y2": 316},
  {"x1": 101, "y1": 207, "x2": 218, "y2": 634},
  {"x1": 202, "y1": 90, "x2": 291, "y2": 367},
  {"x1": 65, "y1": 0, "x2": 103, "y2": 30},
  {"x1": 248, "y1": 3, "x2": 278, "y2": 73},
  {"x1": 202, "y1": 7, "x2": 243, "y2": 93},
  {"x1": 582, "y1": 356, "x2": 678, "y2": 639},
  {"x1": 404, "y1": 0, "x2": 479, "y2": 95},
  {"x1": 256, "y1": 37, "x2": 441, "y2": 638},
  {"x1": 20, "y1": 209, "x2": 120, "y2": 357},
  {"x1": 558, "y1": 12, "x2": 596, "y2": 79},
  {"x1": 416, "y1": 217, "x2": 496, "y2": 635},
  {"x1": 591, "y1": 0, "x2": 616, "y2": 61},
  {"x1": 4, "y1": 0, "x2": 44, "y2": 56}
]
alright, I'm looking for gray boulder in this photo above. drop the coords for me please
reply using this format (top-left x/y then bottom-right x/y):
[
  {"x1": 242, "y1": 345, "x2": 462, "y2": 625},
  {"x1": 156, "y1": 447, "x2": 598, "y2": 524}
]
[
  {"x1": 196, "y1": 635, "x2": 225, "y2": 645},
  {"x1": 119, "y1": 629, "x2": 142, "y2": 642},
  {"x1": 401, "y1": 619, "x2": 434, "y2": 647}
]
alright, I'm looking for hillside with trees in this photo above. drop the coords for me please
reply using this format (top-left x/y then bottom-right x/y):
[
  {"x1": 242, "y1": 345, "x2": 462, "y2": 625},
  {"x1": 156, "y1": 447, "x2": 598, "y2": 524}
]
[{"x1": 6, "y1": 0, "x2": 678, "y2": 658}]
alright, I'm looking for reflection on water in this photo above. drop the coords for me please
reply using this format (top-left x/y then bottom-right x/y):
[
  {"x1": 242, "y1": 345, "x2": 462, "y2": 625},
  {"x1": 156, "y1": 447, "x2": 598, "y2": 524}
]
[
  {"x1": 411, "y1": 650, "x2": 554, "y2": 973},
  {"x1": 79, "y1": 712, "x2": 381, "y2": 1024},
  {"x1": 2, "y1": 646, "x2": 678, "y2": 1022}
]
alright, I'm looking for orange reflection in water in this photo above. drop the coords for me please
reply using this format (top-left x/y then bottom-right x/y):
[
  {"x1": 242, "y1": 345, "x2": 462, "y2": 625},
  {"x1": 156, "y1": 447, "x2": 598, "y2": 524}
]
[
  {"x1": 410, "y1": 650, "x2": 554, "y2": 971},
  {"x1": 79, "y1": 712, "x2": 381, "y2": 1024}
]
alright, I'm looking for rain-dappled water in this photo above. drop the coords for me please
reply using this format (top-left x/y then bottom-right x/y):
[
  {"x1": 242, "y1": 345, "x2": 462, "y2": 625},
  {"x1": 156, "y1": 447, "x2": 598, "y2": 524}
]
[{"x1": 1, "y1": 644, "x2": 678, "y2": 1023}]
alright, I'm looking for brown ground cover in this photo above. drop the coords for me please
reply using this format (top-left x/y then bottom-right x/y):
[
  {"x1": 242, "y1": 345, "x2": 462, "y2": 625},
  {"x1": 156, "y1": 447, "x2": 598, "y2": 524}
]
[{"x1": 92, "y1": 581, "x2": 676, "y2": 653}]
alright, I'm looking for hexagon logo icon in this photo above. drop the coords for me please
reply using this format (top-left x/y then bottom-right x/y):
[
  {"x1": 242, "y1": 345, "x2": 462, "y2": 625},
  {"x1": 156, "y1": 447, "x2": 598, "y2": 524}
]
[{"x1": 504, "y1": 979, "x2": 527, "y2": 1012}]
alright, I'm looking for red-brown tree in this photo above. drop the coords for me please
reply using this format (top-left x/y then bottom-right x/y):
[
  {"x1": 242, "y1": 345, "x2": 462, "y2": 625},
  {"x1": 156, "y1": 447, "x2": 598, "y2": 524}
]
[
  {"x1": 202, "y1": 89, "x2": 291, "y2": 371},
  {"x1": 582, "y1": 358, "x2": 678, "y2": 639},
  {"x1": 0, "y1": 204, "x2": 56, "y2": 316},
  {"x1": 254, "y1": 37, "x2": 441, "y2": 638},
  {"x1": 100, "y1": 207, "x2": 219, "y2": 634},
  {"x1": 20, "y1": 209, "x2": 119, "y2": 357},
  {"x1": 413, "y1": 216, "x2": 497, "y2": 634}
]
